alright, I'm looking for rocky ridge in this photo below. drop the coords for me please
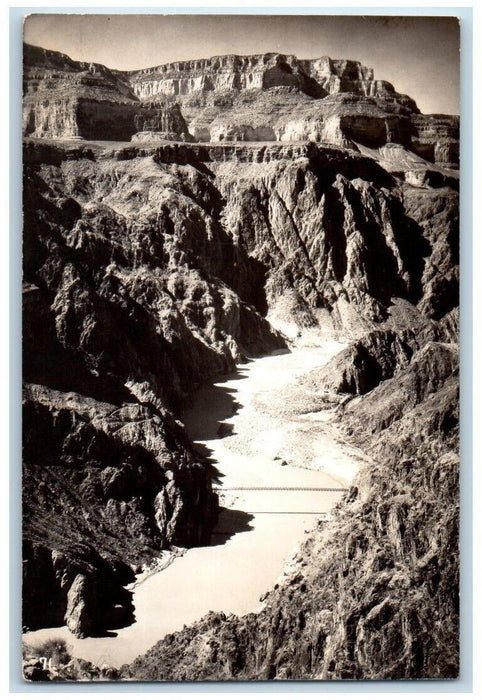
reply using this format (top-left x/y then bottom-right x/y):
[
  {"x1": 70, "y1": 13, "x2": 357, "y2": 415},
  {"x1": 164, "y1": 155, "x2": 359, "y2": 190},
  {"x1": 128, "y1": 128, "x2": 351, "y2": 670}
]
[{"x1": 127, "y1": 53, "x2": 395, "y2": 101}]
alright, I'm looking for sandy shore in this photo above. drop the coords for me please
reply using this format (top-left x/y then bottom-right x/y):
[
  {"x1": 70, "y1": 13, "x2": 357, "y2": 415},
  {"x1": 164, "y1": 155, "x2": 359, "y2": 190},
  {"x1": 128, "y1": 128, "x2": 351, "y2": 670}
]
[{"x1": 23, "y1": 339, "x2": 370, "y2": 668}]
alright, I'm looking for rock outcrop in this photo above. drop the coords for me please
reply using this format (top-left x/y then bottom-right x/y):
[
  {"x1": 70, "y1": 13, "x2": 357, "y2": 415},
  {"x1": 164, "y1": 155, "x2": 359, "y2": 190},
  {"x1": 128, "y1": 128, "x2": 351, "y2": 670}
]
[
  {"x1": 23, "y1": 639, "x2": 118, "y2": 681},
  {"x1": 410, "y1": 114, "x2": 459, "y2": 169},
  {"x1": 308, "y1": 310, "x2": 458, "y2": 395},
  {"x1": 126, "y1": 53, "x2": 415, "y2": 106},
  {"x1": 132, "y1": 101, "x2": 194, "y2": 142},
  {"x1": 23, "y1": 44, "x2": 140, "y2": 140},
  {"x1": 210, "y1": 146, "x2": 458, "y2": 333}
]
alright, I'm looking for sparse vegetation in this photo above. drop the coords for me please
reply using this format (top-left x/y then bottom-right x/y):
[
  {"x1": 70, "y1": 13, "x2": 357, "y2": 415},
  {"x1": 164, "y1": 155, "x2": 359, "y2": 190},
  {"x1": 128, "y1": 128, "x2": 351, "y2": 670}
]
[
  {"x1": 23, "y1": 637, "x2": 72, "y2": 666},
  {"x1": 22, "y1": 637, "x2": 122, "y2": 681}
]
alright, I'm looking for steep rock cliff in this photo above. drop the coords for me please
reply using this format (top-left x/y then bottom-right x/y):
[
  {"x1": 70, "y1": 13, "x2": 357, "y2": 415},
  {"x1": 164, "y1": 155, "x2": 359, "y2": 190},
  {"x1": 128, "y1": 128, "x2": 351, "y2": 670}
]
[
  {"x1": 410, "y1": 114, "x2": 459, "y2": 169},
  {"x1": 132, "y1": 102, "x2": 194, "y2": 142},
  {"x1": 309, "y1": 309, "x2": 458, "y2": 395},
  {"x1": 126, "y1": 53, "x2": 414, "y2": 104},
  {"x1": 23, "y1": 44, "x2": 140, "y2": 140},
  {"x1": 22, "y1": 140, "x2": 284, "y2": 636},
  {"x1": 212, "y1": 147, "x2": 457, "y2": 333},
  {"x1": 22, "y1": 380, "x2": 217, "y2": 637}
]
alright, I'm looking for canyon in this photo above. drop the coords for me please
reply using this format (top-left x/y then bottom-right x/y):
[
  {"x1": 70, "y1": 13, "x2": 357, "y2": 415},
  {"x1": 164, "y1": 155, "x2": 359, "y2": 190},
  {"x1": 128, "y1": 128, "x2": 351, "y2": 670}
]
[{"x1": 22, "y1": 44, "x2": 459, "y2": 681}]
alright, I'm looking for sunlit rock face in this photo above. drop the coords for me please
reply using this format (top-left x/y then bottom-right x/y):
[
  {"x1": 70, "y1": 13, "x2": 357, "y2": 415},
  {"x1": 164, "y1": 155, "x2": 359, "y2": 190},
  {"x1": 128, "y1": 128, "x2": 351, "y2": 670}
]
[
  {"x1": 23, "y1": 44, "x2": 140, "y2": 140},
  {"x1": 126, "y1": 53, "x2": 401, "y2": 102},
  {"x1": 125, "y1": 52, "x2": 422, "y2": 148}
]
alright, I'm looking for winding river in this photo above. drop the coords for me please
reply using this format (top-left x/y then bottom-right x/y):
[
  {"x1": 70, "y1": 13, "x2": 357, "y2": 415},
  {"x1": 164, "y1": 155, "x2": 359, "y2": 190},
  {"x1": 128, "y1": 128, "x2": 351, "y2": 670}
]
[{"x1": 23, "y1": 339, "x2": 369, "y2": 668}]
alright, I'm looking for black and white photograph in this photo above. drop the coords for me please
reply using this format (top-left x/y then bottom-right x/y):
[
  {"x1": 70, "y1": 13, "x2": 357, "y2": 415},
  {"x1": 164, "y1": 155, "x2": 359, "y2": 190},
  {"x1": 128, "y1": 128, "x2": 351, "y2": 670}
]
[{"x1": 20, "y1": 12, "x2": 460, "y2": 683}]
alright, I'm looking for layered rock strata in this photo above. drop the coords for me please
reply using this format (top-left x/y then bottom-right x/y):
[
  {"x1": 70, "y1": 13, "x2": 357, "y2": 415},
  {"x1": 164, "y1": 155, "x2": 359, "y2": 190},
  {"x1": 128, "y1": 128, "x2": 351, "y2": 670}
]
[
  {"x1": 132, "y1": 102, "x2": 194, "y2": 142},
  {"x1": 126, "y1": 53, "x2": 414, "y2": 105},
  {"x1": 23, "y1": 44, "x2": 140, "y2": 140},
  {"x1": 410, "y1": 114, "x2": 460, "y2": 169},
  {"x1": 23, "y1": 44, "x2": 459, "y2": 167}
]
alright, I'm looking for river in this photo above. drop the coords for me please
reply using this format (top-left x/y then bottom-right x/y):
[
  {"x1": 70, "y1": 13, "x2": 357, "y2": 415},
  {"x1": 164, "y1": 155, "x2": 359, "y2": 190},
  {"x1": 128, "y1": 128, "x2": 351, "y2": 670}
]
[{"x1": 22, "y1": 339, "x2": 369, "y2": 668}]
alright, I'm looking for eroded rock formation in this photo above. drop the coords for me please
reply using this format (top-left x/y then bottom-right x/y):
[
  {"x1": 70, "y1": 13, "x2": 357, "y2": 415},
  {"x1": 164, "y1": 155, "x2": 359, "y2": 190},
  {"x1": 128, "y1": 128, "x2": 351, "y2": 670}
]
[{"x1": 132, "y1": 101, "x2": 194, "y2": 142}]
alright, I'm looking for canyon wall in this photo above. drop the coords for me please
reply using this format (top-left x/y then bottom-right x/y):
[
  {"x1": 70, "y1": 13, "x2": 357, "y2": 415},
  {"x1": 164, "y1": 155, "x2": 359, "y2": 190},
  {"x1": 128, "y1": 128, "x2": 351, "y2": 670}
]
[
  {"x1": 23, "y1": 44, "x2": 459, "y2": 168},
  {"x1": 22, "y1": 139, "x2": 284, "y2": 636},
  {"x1": 126, "y1": 53, "x2": 411, "y2": 104}
]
